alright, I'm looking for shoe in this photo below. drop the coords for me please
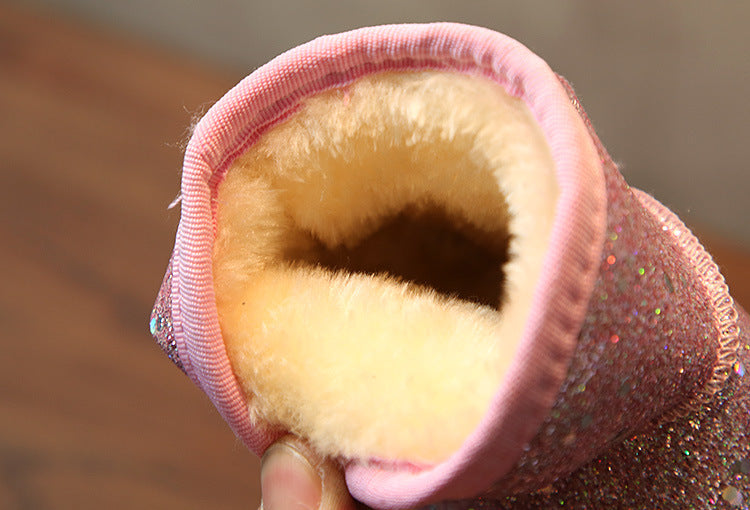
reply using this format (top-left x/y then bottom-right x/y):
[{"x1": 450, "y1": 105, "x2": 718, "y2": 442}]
[{"x1": 150, "y1": 23, "x2": 747, "y2": 509}]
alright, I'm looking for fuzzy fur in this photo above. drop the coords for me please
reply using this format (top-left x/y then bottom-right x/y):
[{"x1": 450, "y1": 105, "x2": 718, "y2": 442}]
[{"x1": 213, "y1": 71, "x2": 557, "y2": 463}]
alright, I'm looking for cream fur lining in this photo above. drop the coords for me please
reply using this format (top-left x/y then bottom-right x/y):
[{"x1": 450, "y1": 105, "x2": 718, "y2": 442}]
[{"x1": 213, "y1": 72, "x2": 558, "y2": 463}]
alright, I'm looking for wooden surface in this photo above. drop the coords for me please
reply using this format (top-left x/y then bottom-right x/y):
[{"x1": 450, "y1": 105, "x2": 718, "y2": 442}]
[{"x1": 1, "y1": 3, "x2": 748, "y2": 509}]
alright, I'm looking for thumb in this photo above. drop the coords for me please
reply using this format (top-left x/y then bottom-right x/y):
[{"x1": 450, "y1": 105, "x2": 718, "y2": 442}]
[{"x1": 260, "y1": 435, "x2": 358, "y2": 510}]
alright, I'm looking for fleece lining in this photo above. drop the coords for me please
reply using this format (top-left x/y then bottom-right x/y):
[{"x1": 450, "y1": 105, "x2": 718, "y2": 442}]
[{"x1": 212, "y1": 71, "x2": 557, "y2": 463}]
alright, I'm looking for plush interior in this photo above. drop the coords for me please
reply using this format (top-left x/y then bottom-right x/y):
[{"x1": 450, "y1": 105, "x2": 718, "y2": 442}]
[{"x1": 213, "y1": 71, "x2": 558, "y2": 464}]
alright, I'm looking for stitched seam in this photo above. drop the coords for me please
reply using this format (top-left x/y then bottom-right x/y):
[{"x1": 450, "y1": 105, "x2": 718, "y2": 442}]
[{"x1": 641, "y1": 192, "x2": 740, "y2": 421}]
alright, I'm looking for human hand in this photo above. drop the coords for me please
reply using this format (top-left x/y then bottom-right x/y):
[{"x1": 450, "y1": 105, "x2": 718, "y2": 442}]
[{"x1": 260, "y1": 435, "x2": 359, "y2": 510}]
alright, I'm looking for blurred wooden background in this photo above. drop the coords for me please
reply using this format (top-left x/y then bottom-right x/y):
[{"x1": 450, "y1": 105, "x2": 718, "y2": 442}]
[
  {"x1": 0, "y1": 3, "x2": 747, "y2": 509},
  {"x1": 0, "y1": 3, "x2": 260, "y2": 509}
]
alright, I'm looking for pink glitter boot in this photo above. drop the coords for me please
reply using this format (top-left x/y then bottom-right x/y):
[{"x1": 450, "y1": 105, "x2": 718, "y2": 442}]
[{"x1": 150, "y1": 24, "x2": 748, "y2": 509}]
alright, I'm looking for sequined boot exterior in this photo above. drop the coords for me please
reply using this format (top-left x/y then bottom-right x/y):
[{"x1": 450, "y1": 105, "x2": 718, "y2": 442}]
[{"x1": 150, "y1": 23, "x2": 746, "y2": 509}]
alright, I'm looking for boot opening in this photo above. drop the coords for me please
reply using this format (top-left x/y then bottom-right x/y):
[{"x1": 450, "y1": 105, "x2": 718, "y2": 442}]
[{"x1": 212, "y1": 71, "x2": 557, "y2": 463}]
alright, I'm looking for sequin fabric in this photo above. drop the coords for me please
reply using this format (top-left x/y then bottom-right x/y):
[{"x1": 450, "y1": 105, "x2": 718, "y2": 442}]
[
  {"x1": 432, "y1": 312, "x2": 749, "y2": 509},
  {"x1": 150, "y1": 257, "x2": 185, "y2": 373}
]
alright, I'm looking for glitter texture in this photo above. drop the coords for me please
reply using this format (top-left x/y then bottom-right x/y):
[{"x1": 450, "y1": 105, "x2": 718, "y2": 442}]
[
  {"x1": 432, "y1": 316, "x2": 749, "y2": 509},
  {"x1": 150, "y1": 257, "x2": 185, "y2": 373},
  {"x1": 427, "y1": 81, "x2": 747, "y2": 510},
  {"x1": 486, "y1": 143, "x2": 720, "y2": 496}
]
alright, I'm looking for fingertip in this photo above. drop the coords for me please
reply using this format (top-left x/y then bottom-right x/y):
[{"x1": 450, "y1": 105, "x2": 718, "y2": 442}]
[
  {"x1": 261, "y1": 436, "x2": 357, "y2": 510},
  {"x1": 261, "y1": 438, "x2": 322, "y2": 510}
]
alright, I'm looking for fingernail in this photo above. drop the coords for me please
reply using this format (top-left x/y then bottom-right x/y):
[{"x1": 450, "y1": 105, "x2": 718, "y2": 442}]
[{"x1": 261, "y1": 442, "x2": 323, "y2": 510}]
